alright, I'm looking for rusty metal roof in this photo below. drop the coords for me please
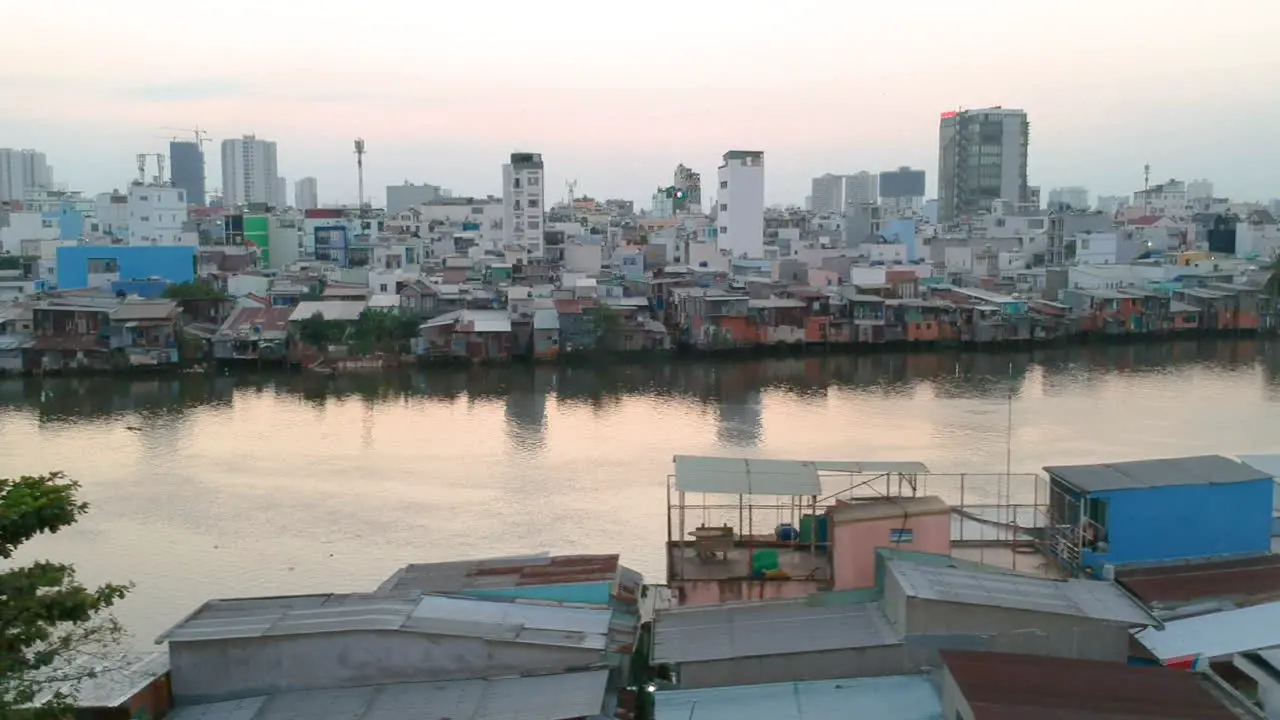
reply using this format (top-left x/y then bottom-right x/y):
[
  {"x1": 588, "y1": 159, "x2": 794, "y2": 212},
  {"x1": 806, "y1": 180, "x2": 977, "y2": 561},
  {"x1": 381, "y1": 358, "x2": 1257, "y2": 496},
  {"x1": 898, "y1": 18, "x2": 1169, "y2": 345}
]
[
  {"x1": 376, "y1": 554, "x2": 624, "y2": 595},
  {"x1": 939, "y1": 650, "x2": 1239, "y2": 719},
  {"x1": 1118, "y1": 554, "x2": 1280, "y2": 607}
]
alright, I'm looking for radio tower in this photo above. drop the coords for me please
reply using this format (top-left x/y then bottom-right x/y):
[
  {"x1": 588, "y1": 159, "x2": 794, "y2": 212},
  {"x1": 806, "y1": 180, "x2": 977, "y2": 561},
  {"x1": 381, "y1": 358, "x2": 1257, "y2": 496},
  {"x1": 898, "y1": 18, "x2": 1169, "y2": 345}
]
[{"x1": 354, "y1": 138, "x2": 367, "y2": 214}]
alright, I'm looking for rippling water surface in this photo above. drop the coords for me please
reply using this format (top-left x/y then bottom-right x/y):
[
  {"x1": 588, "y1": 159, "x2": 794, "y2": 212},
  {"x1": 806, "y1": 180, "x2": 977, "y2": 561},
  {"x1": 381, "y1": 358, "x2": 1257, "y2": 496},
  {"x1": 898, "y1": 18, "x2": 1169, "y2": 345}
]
[{"x1": 2, "y1": 340, "x2": 1279, "y2": 645}]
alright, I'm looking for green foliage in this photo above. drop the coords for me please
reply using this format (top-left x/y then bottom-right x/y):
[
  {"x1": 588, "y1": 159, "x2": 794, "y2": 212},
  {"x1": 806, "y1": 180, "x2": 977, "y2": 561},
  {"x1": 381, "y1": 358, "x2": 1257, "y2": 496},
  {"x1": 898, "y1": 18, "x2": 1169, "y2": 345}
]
[
  {"x1": 349, "y1": 310, "x2": 419, "y2": 355},
  {"x1": 296, "y1": 312, "x2": 345, "y2": 349},
  {"x1": 162, "y1": 281, "x2": 227, "y2": 301},
  {"x1": 0, "y1": 472, "x2": 131, "y2": 716}
]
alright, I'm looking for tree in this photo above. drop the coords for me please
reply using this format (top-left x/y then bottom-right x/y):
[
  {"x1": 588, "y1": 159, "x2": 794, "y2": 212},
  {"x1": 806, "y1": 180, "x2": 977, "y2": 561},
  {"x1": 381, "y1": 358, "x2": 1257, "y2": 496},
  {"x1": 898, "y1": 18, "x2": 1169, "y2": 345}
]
[
  {"x1": 0, "y1": 472, "x2": 131, "y2": 717},
  {"x1": 162, "y1": 281, "x2": 227, "y2": 301},
  {"x1": 297, "y1": 312, "x2": 344, "y2": 349}
]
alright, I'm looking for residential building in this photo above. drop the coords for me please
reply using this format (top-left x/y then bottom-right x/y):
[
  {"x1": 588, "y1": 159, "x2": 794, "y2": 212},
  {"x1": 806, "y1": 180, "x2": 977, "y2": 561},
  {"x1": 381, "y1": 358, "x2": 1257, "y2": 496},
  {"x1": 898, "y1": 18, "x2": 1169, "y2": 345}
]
[
  {"x1": 716, "y1": 150, "x2": 765, "y2": 259},
  {"x1": 1235, "y1": 209, "x2": 1280, "y2": 259},
  {"x1": 294, "y1": 177, "x2": 318, "y2": 211},
  {"x1": 168, "y1": 141, "x2": 205, "y2": 207},
  {"x1": 386, "y1": 182, "x2": 441, "y2": 214},
  {"x1": 879, "y1": 166, "x2": 926, "y2": 217},
  {"x1": 220, "y1": 135, "x2": 280, "y2": 208},
  {"x1": 1134, "y1": 179, "x2": 1188, "y2": 217},
  {"x1": 274, "y1": 177, "x2": 286, "y2": 209},
  {"x1": 1096, "y1": 194, "x2": 1129, "y2": 216},
  {"x1": 502, "y1": 152, "x2": 545, "y2": 258},
  {"x1": 1048, "y1": 186, "x2": 1089, "y2": 212},
  {"x1": 127, "y1": 184, "x2": 190, "y2": 245},
  {"x1": 810, "y1": 173, "x2": 844, "y2": 215},
  {"x1": 0, "y1": 148, "x2": 53, "y2": 202},
  {"x1": 1187, "y1": 178, "x2": 1214, "y2": 200},
  {"x1": 844, "y1": 171, "x2": 878, "y2": 207},
  {"x1": 674, "y1": 163, "x2": 702, "y2": 213},
  {"x1": 55, "y1": 245, "x2": 196, "y2": 290},
  {"x1": 938, "y1": 107, "x2": 1031, "y2": 223}
]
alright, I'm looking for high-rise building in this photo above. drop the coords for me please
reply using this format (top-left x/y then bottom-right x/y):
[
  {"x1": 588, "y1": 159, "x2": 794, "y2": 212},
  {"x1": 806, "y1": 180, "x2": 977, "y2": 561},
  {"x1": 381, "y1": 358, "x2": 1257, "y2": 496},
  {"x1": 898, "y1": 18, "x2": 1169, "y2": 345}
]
[
  {"x1": 0, "y1": 148, "x2": 53, "y2": 203},
  {"x1": 673, "y1": 164, "x2": 702, "y2": 213},
  {"x1": 295, "y1": 177, "x2": 318, "y2": 210},
  {"x1": 168, "y1": 141, "x2": 205, "y2": 206},
  {"x1": 502, "y1": 152, "x2": 545, "y2": 258},
  {"x1": 810, "y1": 174, "x2": 844, "y2": 214},
  {"x1": 844, "y1": 171, "x2": 878, "y2": 207},
  {"x1": 275, "y1": 177, "x2": 287, "y2": 209},
  {"x1": 716, "y1": 150, "x2": 765, "y2": 259},
  {"x1": 879, "y1": 167, "x2": 926, "y2": 200},
  {"x1": 386, "y1": 182, "x2": 441, "y2": 215},
  {"x1": 1047, "y1": 186, "x2": 1089, "y2": 212},
  {"x1": 937, "y1": 107, "x2": 1030, "y2": 223},
  {"x1": 220, "y1": 135, "x2": 280, "y2": 208}
]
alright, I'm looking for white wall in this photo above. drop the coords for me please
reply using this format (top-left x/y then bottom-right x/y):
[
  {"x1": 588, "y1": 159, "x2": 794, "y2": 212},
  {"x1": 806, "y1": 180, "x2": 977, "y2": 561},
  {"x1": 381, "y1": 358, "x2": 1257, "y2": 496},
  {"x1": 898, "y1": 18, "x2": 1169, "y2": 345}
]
[
  {"x1": 127, "y1": 185, "x2": 189, "y2": 245},
  {"x1": 863, "y1": 244, "x2": 906, "y2": 264},
  {"x1": 563, "y1": 240, "x2": 603, "y2": 274},
  {"x1": 716, "y1": 152, "x2": 764, "y2": 259},
  {"x1": 0, "y1": 212, "x2": 58, "y2": 254},
  {"x1": 1075, "y1": 232, "x2": 1119, "y2": 265}
]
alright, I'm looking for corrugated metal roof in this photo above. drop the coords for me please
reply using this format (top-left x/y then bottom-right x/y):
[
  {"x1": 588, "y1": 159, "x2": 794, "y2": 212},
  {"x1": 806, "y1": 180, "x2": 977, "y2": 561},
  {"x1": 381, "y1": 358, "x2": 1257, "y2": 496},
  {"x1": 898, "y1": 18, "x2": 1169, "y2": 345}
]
[
  {"x1": 110, "y1": 299, "x2": 179, "y2": 321},
  {"x1": 830, "y1": 496, "x2": 950, "y2": 524},
  {"x1": 28, "y1": 652, "x2": 169, "y2": 709},
  {"x1": 459, "y1": 309, "x2": 512, "y2": 333},
  {"x1": 377, "y1": 554, "x2": 623, "y2": 595},
  {"x1": 939, "y1": 650, "x2": 1239, "y2": 720},
  {"x1": 672, "y1": 456, "x2": 824, "y2": 495},
  {"x1": 654, "y1": 675, "x2": 942, "y2": 720},
  {"x1": 1044, "y1": 454, "x2": 1268, "y2": 493},
  {"x1": 652, "y1": 599, "x2": 900, "y2": 664},
  {"x1": 288, "y1": 300, "x2": 367, "y2": 323},
  {"x1": 1237, "y1": 453, "x2": 1280, "y2": 480},
  {"x1": 165, "y1": 671, "x2": 609, "y2": 720},
  {"x1": 887, "y1": 561, "x2": 1155, "y2": 626},
  {"x1": 1134, "y1": 599, "x2": 1280, "y2": 662},
  {"x1": 157, "y1": 593, "x2": 612, "y2": 650},
  {"x1": 1118, "y1": 554, "x2": 1280, "y2": 607}
]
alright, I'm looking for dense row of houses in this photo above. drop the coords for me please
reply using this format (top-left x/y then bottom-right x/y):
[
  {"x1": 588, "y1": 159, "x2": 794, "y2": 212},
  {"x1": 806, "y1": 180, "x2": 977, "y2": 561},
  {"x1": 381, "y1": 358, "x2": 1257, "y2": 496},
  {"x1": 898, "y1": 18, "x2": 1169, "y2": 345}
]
[{"x1": 42, "y1": 451, "x2": 1280, "y2": 719}]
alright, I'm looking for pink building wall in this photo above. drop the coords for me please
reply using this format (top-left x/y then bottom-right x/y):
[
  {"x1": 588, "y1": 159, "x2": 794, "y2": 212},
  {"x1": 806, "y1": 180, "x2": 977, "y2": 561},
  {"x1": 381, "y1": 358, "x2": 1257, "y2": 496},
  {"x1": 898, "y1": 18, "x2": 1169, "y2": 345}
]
[{"x1": 831, "y1": 499, "x2": 952, "y2": 590}]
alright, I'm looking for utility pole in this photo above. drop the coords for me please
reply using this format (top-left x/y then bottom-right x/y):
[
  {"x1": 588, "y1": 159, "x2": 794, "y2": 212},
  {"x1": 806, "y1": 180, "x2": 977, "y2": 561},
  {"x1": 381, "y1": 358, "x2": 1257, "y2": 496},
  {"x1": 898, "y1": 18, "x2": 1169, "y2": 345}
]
[{"x1": 354, "y1": 138, "x2": 367, "y2": 216}]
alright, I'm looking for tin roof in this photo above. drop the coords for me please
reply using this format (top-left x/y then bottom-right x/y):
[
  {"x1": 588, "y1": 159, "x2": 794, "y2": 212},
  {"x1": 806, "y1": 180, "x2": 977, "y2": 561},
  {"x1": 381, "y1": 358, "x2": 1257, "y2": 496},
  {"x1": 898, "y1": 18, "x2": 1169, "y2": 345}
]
[
  {"x1": 109, "y1": 299, "x2": 178, "y2": 322},
  {"x1": 886, "y1": 561, "x2": 1156, "y2": 625},
  {"x1": 1044, "y1": 454, "x2": 1268, "y2": 493},
  {"x1": 532, "y1": 308, "x2": 560, "y2": 330},
  {"x1": 1134, "y1": 600, "x2": 1280, "y2": 662},
  {"x1": 28, "y1": 652, "x2": 169, "y2": 709},
  {"x1": 1118, "y1": 554, "x2": 1280, "y2": 607},
  {"x1": 288, "y1": 300, "x2": 367, "y2": 323},
  {"x1": 164, "y1": 670, "x2": 610, "y2": 720},
  {"x1": 376, "y1": 554, "x2": 623, "y2": 596},
  {"x1": 652, "y1": 599, "x2": 900, "y2": 664},
  {"x1": 673, "y1": 456, "x2": 823, "y2": 495},
  {"x1": 216, "y1": 305, "x2": 293, "y2": 340},
  {"x1": 830, "y1": 496, "x2": 950, "y2": 524},
  {"x1": 156, "y1": 592, "x2": 612, "y2": 650},
  {"x1": 653, "y1": 675, "x2": 942, "y2": 720},
  {"x1": 939, "y1": 650, "x2": 1239, "y2": 719}
]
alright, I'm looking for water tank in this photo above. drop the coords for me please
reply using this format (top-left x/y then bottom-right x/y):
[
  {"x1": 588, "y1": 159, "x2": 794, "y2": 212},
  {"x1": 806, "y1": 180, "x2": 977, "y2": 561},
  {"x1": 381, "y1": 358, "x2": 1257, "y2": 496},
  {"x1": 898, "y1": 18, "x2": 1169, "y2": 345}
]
[
  {"x1": 1101, "y1": 564, "x2": 1116, "y2": 581},
  {"x1": 776, "y1": 523, "x2": 799, "y2": 543}
]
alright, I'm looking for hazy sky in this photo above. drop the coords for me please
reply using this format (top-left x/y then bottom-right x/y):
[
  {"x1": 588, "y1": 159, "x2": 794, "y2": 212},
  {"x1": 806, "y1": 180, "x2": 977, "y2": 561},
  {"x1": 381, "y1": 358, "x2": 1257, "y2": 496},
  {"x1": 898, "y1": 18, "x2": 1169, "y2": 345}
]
[{"x1": 3, "y1": 0, "x2": 1278, "y2": 208}]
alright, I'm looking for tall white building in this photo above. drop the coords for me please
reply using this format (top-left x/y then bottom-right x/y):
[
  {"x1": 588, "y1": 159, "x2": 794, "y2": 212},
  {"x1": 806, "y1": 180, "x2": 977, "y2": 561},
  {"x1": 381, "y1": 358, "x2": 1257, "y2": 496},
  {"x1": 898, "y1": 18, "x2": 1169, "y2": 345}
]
[
  {"x1": 0, "y1": 149, "x2": 53, "y2": 203},
  {"x1": 716, "y1": 150, "x2": 765, "y2": 259},
  {"x1": 295, "y1": 177, "x2": 318, "y2": 210},
  {"x1": 127, "y1": 184, "x2": 190, "y2": 245},
  {"x1": 938, "y1": 107, "x2": 1030, "y2": 223},
  {"x1": 220, "y1": 135, "x2": 280, "y2": 208},
  {"x1": 502, "y1": 152, "x2": 545, "y2": 258},
  {"x1": 275, "y1": 177, "x2": 287, "y2": 209},
  {"x1": 1187, "y1": 179, "x2": 1214, "y2": 201},
  {"x1": 844, "y1": 171, "x2": 878, "y2": 207},
  {"x1": 810, "y1": 174, "x2": 844, "y2": 214}
]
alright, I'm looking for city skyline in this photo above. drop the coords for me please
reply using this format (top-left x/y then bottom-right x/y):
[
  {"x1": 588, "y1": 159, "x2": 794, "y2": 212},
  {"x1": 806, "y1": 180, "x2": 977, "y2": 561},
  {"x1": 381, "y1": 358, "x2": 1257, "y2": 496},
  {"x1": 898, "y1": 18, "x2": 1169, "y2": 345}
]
[{"x1": 3, "y1": 0, "x2": 1278, "y2": 207}]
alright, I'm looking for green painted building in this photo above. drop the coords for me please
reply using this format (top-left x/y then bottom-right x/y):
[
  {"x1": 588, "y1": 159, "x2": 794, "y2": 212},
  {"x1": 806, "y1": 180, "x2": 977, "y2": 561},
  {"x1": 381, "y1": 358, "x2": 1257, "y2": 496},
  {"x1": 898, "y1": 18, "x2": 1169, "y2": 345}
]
[{"x1": 244, "y1": 214, "x2": 270, "y2": 266}]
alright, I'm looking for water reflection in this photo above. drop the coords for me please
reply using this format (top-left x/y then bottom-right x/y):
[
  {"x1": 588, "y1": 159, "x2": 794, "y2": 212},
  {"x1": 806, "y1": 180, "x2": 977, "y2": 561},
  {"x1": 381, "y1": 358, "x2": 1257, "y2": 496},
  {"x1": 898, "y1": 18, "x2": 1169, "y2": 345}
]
[{"x1": 0, "y1": 340, "x2": 1273, "y2": 426}]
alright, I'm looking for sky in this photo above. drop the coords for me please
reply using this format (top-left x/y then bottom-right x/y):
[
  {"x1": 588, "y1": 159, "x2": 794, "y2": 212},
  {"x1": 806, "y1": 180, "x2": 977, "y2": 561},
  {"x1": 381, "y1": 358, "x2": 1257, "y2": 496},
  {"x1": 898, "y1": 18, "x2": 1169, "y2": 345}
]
[{"x1": 2, "y1": 0, "x2": 1279, "y2": 209}]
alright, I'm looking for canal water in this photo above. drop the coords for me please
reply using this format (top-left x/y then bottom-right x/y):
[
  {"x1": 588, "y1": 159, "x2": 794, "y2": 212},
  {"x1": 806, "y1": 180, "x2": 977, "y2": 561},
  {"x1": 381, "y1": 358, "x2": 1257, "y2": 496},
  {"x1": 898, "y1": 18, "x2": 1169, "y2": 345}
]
[{"x1": 2, "y1": 339, "x2": 1279, "y2": 647}]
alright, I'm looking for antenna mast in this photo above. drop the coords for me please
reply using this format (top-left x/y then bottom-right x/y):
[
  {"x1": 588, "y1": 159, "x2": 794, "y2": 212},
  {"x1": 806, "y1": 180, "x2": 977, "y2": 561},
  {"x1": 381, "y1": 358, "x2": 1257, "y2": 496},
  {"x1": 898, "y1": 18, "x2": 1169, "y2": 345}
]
[
  {"x1": 354, "y1": 138, "x2": 367, "y2": 214},
  {"x1": 1142, "y1": 163, "x2": 1151, "y2": 215}
]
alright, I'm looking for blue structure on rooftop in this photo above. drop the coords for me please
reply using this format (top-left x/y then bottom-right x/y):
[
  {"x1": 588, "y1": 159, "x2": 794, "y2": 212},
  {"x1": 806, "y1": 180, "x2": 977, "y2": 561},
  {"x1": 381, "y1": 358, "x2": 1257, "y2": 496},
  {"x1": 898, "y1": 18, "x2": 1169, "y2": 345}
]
[
  {"x1": 654, "y1": 675, "x2": 943, "y2": 720},
  {"x1": 56, "y1": 245, "x2": 196, "y2": 290},
  {"x1": 1045, "y1": 455, "x2": 1274, "y2": 576}
]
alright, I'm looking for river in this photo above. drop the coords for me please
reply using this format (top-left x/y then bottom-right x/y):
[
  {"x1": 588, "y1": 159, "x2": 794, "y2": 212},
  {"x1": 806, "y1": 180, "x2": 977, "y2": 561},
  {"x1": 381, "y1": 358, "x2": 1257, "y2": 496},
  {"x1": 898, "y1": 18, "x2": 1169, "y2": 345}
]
[{"x1": 2, "y1": 339, "x2": 1279, "y2": 647}]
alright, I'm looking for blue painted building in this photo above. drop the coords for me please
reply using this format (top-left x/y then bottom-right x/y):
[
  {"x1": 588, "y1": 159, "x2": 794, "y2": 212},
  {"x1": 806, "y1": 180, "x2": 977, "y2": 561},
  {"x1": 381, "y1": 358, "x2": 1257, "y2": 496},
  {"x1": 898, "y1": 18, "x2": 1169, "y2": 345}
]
[
  {"x1": 56, "y1": 245, "x2": 196, "y2": 290},
  {"x1": 40, "y1": 201, "x2": 86, "y2": 241},
  {"x1": 881, "y1": 218, "x2": 919, "y2": 261},
  {"x1": 1045, "y1": 455, "x2": 1274, "y2": 576}
]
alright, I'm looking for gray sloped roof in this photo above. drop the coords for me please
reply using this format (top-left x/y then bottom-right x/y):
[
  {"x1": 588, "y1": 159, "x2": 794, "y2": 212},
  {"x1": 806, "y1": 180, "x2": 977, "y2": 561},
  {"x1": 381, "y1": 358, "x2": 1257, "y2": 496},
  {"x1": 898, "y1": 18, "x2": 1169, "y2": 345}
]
[{"x1": 1044, "y1": 454, "x2": 1269, "y2": 493}]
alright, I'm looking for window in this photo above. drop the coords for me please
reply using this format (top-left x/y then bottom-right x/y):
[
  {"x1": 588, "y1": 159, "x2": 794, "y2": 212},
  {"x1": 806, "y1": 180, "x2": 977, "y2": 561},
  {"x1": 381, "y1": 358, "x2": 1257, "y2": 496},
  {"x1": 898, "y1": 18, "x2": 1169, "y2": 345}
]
[
  {"x1": 719, "y1": 226, "x2": 728, "y2": 233},
  {"x1": 513, "y1": 178, "x2": 522, "y2": 189},
  {"x1": 720, "y1": 181, "x2": 728, "y2": 189},
  {"x1": 528, "y1": 198, "x2": 539, "y2": 209},
  {"x1": 41, "y1": 219, "x2": 55, "y2": 229},
  {"x1": 720, "y1": 203, "x2": 728, "y2": 211},
  {"x1": 889, "y1": 529, "x2": 914, "y2": 543},
  {"x1": 527, "y1": 176, "x2": 540, "y2": 187},
  {"x1": 528, "y1": 219, "x2": 540, "y2": 230},
  {"x1": 138, "y1": 195, "x2": 149, "y2": 201},
  {"x1": 140, "y1": 216, "x2": 150, "y2": 222},
  {"x1": 471, "y1": 206, "x2": 483, "y2": 214},
  {"x1": 177, "y1": 191, "x2": 185, "y2": 202},
  {"x1": 1081, "y1": 237, "x2": 1091, "y2": 250},
  {"x1": 379, "y1": 284, "x2": 388, "y2": 292}
]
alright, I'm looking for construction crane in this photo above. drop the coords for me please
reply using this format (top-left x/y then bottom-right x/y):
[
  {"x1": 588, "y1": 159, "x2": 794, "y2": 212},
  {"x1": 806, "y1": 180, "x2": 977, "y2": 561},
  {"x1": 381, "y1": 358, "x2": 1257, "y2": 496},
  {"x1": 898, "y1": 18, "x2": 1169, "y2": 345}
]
[
  {"x1": 135, "y1": 153, "x2": 166, "y2": 185},
  {"x1": 161, "y1": 126, "x2": 212, "y2": 150}
]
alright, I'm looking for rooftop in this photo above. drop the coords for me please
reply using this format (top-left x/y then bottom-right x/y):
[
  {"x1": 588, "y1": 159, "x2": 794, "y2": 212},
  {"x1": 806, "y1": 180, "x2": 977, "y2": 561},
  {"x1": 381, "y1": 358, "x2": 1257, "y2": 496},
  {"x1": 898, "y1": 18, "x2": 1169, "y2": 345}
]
[
  {"x1": 886, "y1": 560, "x2": 1156, "y2": 625},
  {"x1": 1118, "y1": 554, "x2": 1280, "y2": 608},
  {"x1": 287, "y1": 300, "x2": 367, "y2": 323},
  {"x1": 1134, "y1": 599, "x2": 1280, "y2": 663},
  {"x1": 28, "y1": 652, "x2": 169, "y2": 710},
  {"x1": 1044, "y1": 454, "x2": 1269, "y2": 493},
  {"x1": 375, "y1": 554, "x2": 624, "y2": 596},
  {"x1": 156, "y1": 592, "x2": 612, "y2": 650},
  {"x1": 653, "y1": 675, "x2": 942, "y2": 720},
  {"x1": 652, "y1": 599, "x2": 899, "y2": 665},
  {"x1": 939, "y1": 650, "x2": 1240, "y2": 720},
  {"x1": 164, "y1": 670, "x2": 609, "y2": 720},
  {"x1": 216, "y1": 305, "x2": 293, "y2": 339},
  {"x1": 830, "y1": 496, "x2": 951, "y2": 524},
  {"x1": 671, "y1": 455, "x2": 929, "y2": 496}
]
